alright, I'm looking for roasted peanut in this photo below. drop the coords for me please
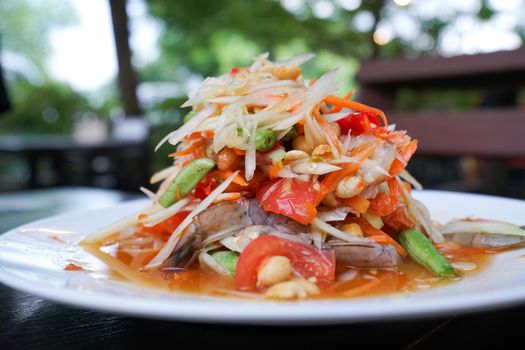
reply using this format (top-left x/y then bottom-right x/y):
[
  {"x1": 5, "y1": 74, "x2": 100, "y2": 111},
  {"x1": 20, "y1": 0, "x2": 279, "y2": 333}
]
[
  {"x1": 274, "y1": 65, "x2": 301, "y2": 80},
  {"x1": 216, "y1": 147, "x2": 240, "y2": 171},
  {"x1": 265, "y1": 277, "x2": 320, "y2": 299},
  {"x1": 292, "y1": 135, "x2": 313, "y2": 154},
  {"x1": 341, "y1": 223, "x2": 364, "y2": 237},
  {"x1": 335, "y1": 175, "x2": 365, "y2": 198},
  {"x1": 321, "y1": 192, "x2": 341, "y2": 207},
  {"x1": 257, "y1": 256, "x2": 293, "y2": 287}
]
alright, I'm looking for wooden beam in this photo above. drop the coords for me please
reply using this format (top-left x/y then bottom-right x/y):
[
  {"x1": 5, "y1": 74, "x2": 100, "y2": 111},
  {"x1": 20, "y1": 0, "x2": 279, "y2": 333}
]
[
  {"x1": 357, "y1": 46, "x2": 525, "y2": 88},
  {"x1": 109, "y1": 0, "x2": 142, "y2": 117},
  {"x1": 390, "y1": 109, "x2": 525, "y2": 157}
]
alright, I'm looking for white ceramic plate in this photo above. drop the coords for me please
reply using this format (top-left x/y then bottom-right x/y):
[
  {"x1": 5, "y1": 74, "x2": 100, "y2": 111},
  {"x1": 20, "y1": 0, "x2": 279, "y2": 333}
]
[{"x1": 1, "y1": 190, "x2": 525, "y2": 325}]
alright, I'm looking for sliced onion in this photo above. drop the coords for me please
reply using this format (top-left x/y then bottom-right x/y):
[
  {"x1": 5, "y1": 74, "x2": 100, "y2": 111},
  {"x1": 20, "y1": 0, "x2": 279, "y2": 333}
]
[
  {"x1": 442, "y1": 220, "x2": 525, "y2": 237},
  {"x1": 198, "y1": 251, "x2": 231, "y2": 276},
  {"x1": 207, "y1": 96, "x2": 240, "y2": 104},
  {"x1": 141, "y1": 198, "x2": 190, "y2": 227},
  {"x1": 220, "y1": 225, "x2": 273, "y2": 252},
  {"x1": 146, "y1": 171, "x2": 239, "y2": 268},
  {"x1": 337, "y1": 269, "x2": 358, "y2": 282},
  {"x1": 397, "y1": 178, "x2": 444, "y2": 243},
  {"x1": 202, "y1": 224, "x2": 244, "y2": 245},
  {"x1": 399, "y1": 169, "x2": 423, "y2": 190},
  {"x1": 310, "y1": 230, "x2": 323, "y2": 249},
  {"x1": 323, "y1": 112, "x2": 350, "y2": 123},
  {"x1": 249, "y1": 52, "x2": 269, "y2": 72},
  {"x1": 291, "y1": 160, "x2": 341, "y2": 175},
  {"x1": 242, "y1": 120, "x2": 258, "y2": 181},
  {"x1": 268, "y1": 232, "x2": 312, "y2": 244},
  {"x1": 150, "y1": 165, "x2": 177, "y2": 184},
  {"x1": 316, "y1": 207, "x2": 351, "y2": 222},
  {"x1": 155, "y1": 104, "x2": 216, "y2": 151},
  {"x1": 83, "y1": 213, "x2": 140, "y2": 243},
  {"x1": 311, "y1": 218, "x2": 372, "y2": 244},
  {"x1": 329, "y1": 155, "x2": 359, "y2": 164},
  {"x1": 267, "y1": 147, "x2": 286, "y2": 163},
  {"x1": 276, "y1": 166, "x2": 299, "y2": 178}
]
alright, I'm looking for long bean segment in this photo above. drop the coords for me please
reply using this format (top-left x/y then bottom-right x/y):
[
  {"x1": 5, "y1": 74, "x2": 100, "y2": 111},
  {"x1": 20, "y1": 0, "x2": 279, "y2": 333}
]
[
  {"x1": 159, "y1": 158, "x2": 216, "y2": 208},
  {"x1": 211, "y1": 251, "x2": 239, "y2": 276},
  {"x1": 398, "y1": 228, "x2": 457, "y2": 277}
]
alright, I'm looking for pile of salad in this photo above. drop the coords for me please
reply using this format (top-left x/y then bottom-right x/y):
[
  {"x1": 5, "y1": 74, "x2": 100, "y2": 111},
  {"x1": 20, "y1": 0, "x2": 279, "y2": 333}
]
[{"x1": 83, "y1": 53, "x2": 525, "y2": 299}]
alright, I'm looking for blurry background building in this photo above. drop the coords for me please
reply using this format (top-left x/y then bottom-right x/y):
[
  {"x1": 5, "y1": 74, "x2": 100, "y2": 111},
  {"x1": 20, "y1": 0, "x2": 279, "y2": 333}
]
[{"x1": 0, "y1": 0, "x2": 524, "y2": 197}]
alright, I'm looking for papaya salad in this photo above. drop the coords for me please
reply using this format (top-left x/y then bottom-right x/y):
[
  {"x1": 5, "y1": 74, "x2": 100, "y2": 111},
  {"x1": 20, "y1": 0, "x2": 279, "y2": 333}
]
[{"x1": 82, "y1": 53, "x2": 525, "y2": 299}]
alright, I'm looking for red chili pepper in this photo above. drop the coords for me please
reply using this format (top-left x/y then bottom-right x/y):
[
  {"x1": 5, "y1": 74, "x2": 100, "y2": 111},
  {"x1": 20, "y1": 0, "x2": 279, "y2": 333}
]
[
  {"x1": 194, "y1": 175, "x2": 218, "y2": 199},
  {"x1": 337, "y1": 111, "x2": 381, "y2": 136},
  {"x1": 230, "y1": 67, "x2": 240, "y2": 76}
]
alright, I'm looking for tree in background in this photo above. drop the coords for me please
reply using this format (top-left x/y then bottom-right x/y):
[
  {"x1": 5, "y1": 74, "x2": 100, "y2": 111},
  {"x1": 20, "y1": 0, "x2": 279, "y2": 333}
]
[{"x1": 0, "y1": 0, "x2": 112, "y2": 134}]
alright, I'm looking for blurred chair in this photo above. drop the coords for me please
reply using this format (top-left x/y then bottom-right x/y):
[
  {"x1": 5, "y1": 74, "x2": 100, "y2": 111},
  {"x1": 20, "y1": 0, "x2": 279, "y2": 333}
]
[
  {"x1": 0, "y1": 118, "x2": 151, "y2": 192},
  {"x1": 0, "y1": 59, "x2": 10, "y2": 114},
  {"x1": 356, "y1": 47, "x2": 525, "y2": 197}
]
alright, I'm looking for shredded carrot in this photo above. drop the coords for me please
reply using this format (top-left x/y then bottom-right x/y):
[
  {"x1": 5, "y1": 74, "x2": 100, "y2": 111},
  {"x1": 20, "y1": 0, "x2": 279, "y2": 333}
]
[
  {"x1": 361, "y1": 222, "x2": 407, "y2": 257},
  {"x1": 330, "y1": 90, "x2": 354, "y2": 113},
  {"x1": 169, "y1": 139, "x2": 206, "y2": 157},
  {"x1": 368, "y1": 236, "x2": 389, "y2": 244},
  {"x1": 311, "y1": 144, "x2": 331, "y2": 157},
  {"x1": 314, "y1": 112, "x2": 343, "y2": 156},
  {"x1": 185, "y1": 130, "x2": 214, "y2": 140},
  {"x1": 268, "y1": 161, "x2": 283, "y2": 179},
  {"x1": 287, "y1": 100, "x2": 303, "y2": 113},
  {"x1": 324, "y1": 95, "x2": 388, "y2": 127},
  {"x1": 317, "y1": 142, "x2": 378, "y2": 204},
  {"x1": 212, "y1": 192, "x2": 242, "y2": 204},
  {"x1": 212, "y1": 170, "x2": 249, "y2": 186},
  {"x1": 345, "y1": 195, "x2": 370, "y2": 214}
]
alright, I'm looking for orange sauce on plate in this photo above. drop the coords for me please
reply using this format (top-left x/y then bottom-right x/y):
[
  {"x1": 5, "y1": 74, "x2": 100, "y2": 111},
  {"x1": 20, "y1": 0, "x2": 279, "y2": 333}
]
[{"x1": 81, "y1": 235, "x2": 498, "y2": 299}]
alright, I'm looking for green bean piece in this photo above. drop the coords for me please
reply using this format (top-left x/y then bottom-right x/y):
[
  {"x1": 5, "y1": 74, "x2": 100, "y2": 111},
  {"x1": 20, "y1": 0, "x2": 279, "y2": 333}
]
[
  {"x1": 398, "y1": 228, "x2": 458, "y2": 277},
  {"x1": 280, "y1": 126, "x2": 298, "y2": 143},
  {"x1": 159, "y1": 158, "x2": 216, "y2": 208},
  {"x1": 183, "y1": 110, "x2": 196, "y2": 123},
  {"x1": 255, "y1": 129, "x2": 277, "y2": 152},
  {"x1": 211, "y1": 251, "x2": 239, "y2": 276}
]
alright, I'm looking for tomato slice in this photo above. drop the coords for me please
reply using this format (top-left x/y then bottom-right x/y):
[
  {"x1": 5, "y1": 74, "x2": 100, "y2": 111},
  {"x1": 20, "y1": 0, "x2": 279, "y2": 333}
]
[
  {"x1": 236, "y1": 235, "x2": 335, "y2": 291},
  {"x1": 139, "y1": 211, "x2": 190, "y2": 241},
  {"x1": 383, "y1": 206, "x2": 416, "y2": 234},
  {"x1": 194, "y1": 174, "x2": 218, "y2": 199},
  {"x1": 369, "y1": 178, "x2": 401, "y2": 217},
  {"x1": 256, "y1": 178, "x2": 319, "y2": 225},
  {"x1": 389, "y1": 140, "x2": 418, "y2": 176}
]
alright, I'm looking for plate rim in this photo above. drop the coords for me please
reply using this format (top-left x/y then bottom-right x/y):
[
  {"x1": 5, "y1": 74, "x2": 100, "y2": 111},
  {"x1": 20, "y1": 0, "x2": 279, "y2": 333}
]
[{"x1": 1, "y1": 190, "x2": 525, "y2": 325}]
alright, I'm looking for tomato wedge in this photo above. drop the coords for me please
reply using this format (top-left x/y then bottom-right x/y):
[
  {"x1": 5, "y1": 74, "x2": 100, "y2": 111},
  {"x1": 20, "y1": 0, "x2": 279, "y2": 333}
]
[
  {"x1": 139, "y1": 211, "x2": 190, "y2": 241},
  {"x1": 236, "y1": 235, "x2": 335, "y2": 291},
  {"x1": 336, "y1": 111, "x2": 381, "y2": 136},
  {"x1": 256, "y1": 178, "x2": 319, "y2": 225},
  {"x1": 369, "y1": 178, "x2": 401, "y2": 217},
  {"x1": 389, "y1": 140, "x2": 418, "y2": 176}
]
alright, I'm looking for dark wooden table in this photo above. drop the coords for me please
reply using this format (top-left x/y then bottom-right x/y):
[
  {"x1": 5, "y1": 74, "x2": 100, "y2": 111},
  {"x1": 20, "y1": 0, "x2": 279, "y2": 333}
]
[
  {"x1": 0, "y1": 134, "x2": 150, "y2": 191},
  {"x1": 0, "y1": 187, "x2": 523, "y2": 349}
]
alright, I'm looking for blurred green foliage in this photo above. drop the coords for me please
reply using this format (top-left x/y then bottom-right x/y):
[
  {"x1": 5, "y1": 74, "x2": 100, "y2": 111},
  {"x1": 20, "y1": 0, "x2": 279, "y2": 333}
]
[
  {"x1": 0, "y1": 0, "x2": 523, "y2": 169},
  {"x1": 145, "y1": 0, "x2": 380, "y2": 78},
  {"x1": 0, "y1": 0, "x2": 76, "y2": 70},
  {"x1": 0, "y1": 78, "x2": 91, "y2": 134}
]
